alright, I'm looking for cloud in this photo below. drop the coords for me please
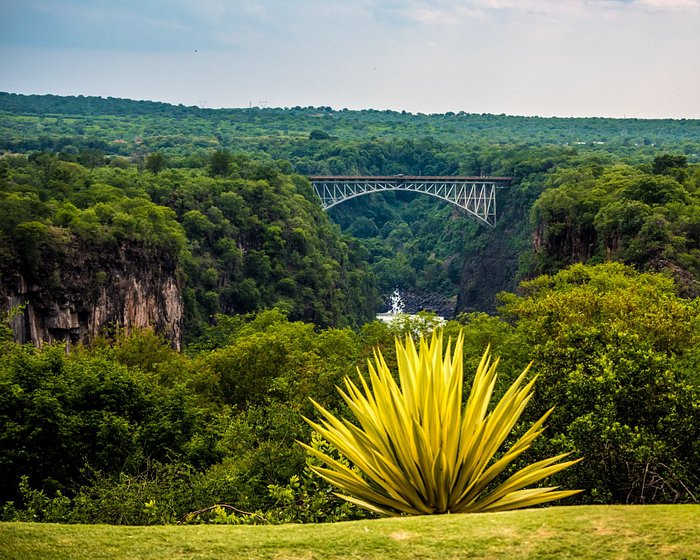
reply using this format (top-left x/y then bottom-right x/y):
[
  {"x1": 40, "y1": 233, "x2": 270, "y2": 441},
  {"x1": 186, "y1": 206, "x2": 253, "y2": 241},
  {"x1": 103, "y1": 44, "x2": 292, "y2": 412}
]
[
  {"x1": 0, "y1": 1, "x2": 285, "y2": 51},
  {"x1": 587, "y1": 0, "x2": 700, "y2": 10},
  {"x1": 395, "y1": 0, "x2": 700, "y2": 26},
  {"x1": 402, "y1": 4, "x2": 486, "y2": 25},
  {"x1": 392, "y1": 0, "x2": 590, "y2": 28},
  {"x1": 634, "y1": 0, "x2": 700, "y2": 10}
]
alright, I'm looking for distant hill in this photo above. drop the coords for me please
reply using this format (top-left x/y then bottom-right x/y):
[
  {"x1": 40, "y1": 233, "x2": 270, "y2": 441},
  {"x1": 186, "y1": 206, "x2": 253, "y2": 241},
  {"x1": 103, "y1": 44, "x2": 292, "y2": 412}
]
[{"x1": 3, "y1": 91, "x2": 700, "y2": 154}]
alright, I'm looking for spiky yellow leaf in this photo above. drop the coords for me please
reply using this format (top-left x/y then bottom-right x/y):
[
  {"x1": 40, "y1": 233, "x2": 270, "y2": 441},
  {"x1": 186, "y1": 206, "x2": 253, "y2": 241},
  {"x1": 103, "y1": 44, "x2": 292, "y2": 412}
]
[{"x1": 301, "y1": 332, "x2": 581, "y2": 515}]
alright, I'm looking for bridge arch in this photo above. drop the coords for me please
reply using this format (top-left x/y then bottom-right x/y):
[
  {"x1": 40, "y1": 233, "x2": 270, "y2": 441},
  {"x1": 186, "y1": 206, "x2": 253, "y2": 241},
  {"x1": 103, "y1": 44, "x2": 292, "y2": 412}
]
[{"x1": 309, "y1": 176, "x2": 511, "y2": 227}]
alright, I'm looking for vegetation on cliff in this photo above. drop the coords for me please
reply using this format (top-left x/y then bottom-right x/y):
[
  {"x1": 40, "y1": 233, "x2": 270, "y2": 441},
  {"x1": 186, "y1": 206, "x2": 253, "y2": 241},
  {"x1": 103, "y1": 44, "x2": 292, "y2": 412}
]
[
  {"x1": 0, "y1": 153, "x2": 378, "y2": 346},
  {"x1": 531, "y1": 154, "x2": 700, "y2": 296}
]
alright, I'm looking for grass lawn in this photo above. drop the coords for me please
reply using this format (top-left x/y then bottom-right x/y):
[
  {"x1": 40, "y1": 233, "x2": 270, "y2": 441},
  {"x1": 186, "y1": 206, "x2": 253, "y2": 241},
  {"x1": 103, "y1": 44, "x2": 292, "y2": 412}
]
[{"x1": 1, "y1": 505, "x2": 698, "y2": 560}]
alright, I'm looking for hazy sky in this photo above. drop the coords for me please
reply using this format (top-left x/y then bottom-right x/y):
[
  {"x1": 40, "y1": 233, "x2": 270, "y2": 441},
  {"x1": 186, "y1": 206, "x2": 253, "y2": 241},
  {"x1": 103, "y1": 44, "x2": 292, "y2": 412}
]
[{"x1": 1, "y1": 0, "x2": 699, "y2": 118}]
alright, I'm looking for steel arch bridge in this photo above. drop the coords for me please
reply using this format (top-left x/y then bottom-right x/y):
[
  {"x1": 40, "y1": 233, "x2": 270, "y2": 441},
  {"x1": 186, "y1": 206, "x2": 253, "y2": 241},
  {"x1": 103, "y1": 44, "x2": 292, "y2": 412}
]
[{"x1": 309, "y1": 175, "x2": 512, "y2": 227}]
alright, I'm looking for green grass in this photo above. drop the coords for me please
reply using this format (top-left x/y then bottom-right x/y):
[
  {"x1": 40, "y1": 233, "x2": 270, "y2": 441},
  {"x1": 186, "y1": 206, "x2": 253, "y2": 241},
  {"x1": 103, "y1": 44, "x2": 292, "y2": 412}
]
[{"x1": 1, "y1": 505, "x2": 698, "y2": 560}]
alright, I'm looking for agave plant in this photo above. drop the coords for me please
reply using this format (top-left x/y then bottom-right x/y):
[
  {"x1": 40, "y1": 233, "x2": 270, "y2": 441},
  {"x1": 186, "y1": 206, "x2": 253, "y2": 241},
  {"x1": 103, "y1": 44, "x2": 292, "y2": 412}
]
[{"x1": 300, "y1": 331, "x2": 581, "y2": 516}]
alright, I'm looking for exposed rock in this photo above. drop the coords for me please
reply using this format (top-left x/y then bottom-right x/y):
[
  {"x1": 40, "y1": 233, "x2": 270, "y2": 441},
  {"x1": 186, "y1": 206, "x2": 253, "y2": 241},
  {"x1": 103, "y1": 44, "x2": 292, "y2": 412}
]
[
  {"x1": 532, "y1": 218, "x2": 597, "y2": 269},
  {"x1": 456, "y1": 241, "x2": 520, "y2": 315},
  {"x1": 1, "y1": 240, "x2": 183, "y2": 350},
  {"x1": 646, "y1": 257, "x2": 700, "y2": 299},
  {"x1": 455, "y1": 186, "x2": 532, "y2": 315},
  {"x1": 381, "y1": 290, "x2": 456, "y2": 318}
]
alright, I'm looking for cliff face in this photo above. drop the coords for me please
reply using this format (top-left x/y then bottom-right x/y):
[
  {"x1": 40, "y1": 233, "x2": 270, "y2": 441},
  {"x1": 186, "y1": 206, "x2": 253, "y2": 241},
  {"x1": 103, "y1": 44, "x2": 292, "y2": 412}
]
[
  {"x1": 455, "y1": 186, "x2": 533, "y2": 315},
  {"x1": 1, "y1": 241, "x2": 183, "y2": 350},
  {"x1": 531, "y1": 219, "x2": 598, "y2": 272},
  {"x1": 455, "y1": 236, "x2": 521, "y2": 315}
]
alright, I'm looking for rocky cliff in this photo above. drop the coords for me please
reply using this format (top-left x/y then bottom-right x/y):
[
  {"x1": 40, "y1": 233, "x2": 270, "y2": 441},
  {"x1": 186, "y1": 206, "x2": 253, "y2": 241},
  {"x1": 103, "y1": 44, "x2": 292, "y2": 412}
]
[
  {"x1": 455, "y1": 186, "x2": 533, "y2": 315},
  {"x1": 379, "y1": 290, "x2": 457, "y2": 318},
  {"x1": 1, "y1": 240, "x2": 183, "y2": 350}
]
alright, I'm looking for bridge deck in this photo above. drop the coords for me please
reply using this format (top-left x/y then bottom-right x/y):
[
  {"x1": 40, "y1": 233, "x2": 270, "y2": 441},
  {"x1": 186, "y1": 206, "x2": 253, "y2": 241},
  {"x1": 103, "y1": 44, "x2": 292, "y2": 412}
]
[{"x1": 309, "y1": 175, "x2": 513, "y2": 183}]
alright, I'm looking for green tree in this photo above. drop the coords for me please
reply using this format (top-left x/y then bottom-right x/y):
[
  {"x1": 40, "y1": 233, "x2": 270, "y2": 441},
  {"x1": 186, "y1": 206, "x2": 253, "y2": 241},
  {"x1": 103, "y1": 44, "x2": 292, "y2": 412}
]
[
  {"x1": 209, "y1": 150, "x2": 232, "y2": 177},
  {"x1": 309, "y1": 129, "x2": 331, "y2": 140},
  {"x1": 652, "y1": 154, "x2": 687, "y2": 176},
  {"x1": 498, "y1": 263, "x2": 700, "y2": 504},
  {"x1": 144, "y1": 152, "x2": 166, "y2": 174},
  {"x1": 78, "y1": 148, "x2": 105, "y2": 171}
]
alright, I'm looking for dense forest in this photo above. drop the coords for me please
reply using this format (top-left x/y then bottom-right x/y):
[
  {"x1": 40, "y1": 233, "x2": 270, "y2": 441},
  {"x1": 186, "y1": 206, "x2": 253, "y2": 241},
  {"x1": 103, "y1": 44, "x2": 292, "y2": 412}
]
[
  {"x1": 3, "y1": 92, "x2": 699, "y2": 316},
  {"x1": 0, "y1": 92, "x2": 699, "y2": 523}
]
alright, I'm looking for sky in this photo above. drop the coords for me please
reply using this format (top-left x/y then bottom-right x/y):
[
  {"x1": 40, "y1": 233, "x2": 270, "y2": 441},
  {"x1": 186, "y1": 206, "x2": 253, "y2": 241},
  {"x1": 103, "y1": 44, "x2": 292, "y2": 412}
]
[{"x1": 1, "y1": 0, "x2": 699, "y2": 118}]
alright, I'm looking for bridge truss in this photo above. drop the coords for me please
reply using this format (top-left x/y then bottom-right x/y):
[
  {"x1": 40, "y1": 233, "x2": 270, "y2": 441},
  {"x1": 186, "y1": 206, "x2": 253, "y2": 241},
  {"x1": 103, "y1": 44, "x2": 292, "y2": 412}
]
[{"x1": 309, "y1": 176, "x2": 512, "y2": 227}]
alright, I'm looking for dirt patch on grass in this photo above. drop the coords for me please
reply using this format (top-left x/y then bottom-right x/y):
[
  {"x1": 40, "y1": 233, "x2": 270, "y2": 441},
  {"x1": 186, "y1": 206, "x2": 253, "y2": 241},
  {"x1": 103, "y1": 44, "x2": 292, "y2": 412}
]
[
  {"x1": 494, "y1": 526, "x2": 518, "y2": 539},
  {"x1": 593, "y1": 521, "x2": 635, "y2": 538},
  {"x1": 656, "y1": 544, "x2": 686, "y2": 557},
  {"x1": 273, "y1": 552, "x2": 315, "y2": 560},
  {"x1": 389, "y1": 530, "x2": 415, "y2": 541},
  {"x1": 535, "y1": 525, "x2": 555, "y2": 539}
]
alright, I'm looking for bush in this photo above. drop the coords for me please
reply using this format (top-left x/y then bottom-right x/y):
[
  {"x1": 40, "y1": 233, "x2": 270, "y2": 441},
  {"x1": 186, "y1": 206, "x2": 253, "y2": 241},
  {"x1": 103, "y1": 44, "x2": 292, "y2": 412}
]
[{"x1": 498, "y1": 263, "x2": 700, "y2": 504}]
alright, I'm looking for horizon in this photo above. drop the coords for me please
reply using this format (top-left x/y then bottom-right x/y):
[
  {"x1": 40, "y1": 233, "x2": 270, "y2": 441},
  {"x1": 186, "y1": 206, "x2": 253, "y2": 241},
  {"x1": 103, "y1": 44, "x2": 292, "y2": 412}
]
[
  {"x1": 2, "y1": 90, "x2": 698, "y2": 122},
  {"x1": 1, "y1": 1, "x2": 699, "y2": 121}
]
